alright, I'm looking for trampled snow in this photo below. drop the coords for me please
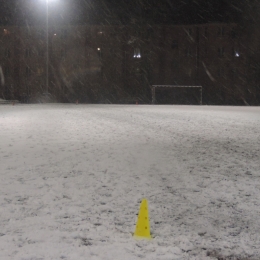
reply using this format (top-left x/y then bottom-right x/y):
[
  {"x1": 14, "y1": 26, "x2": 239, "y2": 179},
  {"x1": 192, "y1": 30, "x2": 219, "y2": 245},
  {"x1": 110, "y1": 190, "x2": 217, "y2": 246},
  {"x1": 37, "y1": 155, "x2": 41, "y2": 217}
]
[{"x1": 0, "y1": 104, "x2": 260, "y2": 260}]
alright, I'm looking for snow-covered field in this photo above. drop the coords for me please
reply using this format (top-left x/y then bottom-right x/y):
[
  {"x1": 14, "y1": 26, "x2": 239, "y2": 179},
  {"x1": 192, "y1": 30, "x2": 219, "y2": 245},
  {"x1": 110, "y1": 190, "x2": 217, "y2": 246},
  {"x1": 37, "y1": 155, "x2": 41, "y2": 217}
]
[{"x1": 0, "y1": 104, "x2": 260, "y2": 260}]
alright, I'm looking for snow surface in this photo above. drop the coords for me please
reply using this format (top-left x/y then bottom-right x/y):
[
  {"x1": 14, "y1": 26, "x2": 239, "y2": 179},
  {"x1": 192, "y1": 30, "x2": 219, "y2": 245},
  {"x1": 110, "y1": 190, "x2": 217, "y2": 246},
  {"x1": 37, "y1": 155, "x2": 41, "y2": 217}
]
[{"x1": 0, "y1": 104, "x2": 260, "y2": 260}]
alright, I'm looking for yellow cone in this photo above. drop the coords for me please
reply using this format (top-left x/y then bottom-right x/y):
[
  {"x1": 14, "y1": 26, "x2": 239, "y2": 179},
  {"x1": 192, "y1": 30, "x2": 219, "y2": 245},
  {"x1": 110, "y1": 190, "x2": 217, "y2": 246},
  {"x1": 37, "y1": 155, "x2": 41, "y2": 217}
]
[{"x1": 134, "y1": 198, "x2": 152, "y2": 240}]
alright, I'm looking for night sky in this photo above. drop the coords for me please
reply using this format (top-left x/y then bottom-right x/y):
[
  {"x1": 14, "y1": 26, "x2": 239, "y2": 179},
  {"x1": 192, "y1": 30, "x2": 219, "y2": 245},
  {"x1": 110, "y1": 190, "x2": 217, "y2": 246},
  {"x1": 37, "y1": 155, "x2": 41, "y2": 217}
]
[{"x1": 0, "y1": 0, "x2": 255, "y2": 26}]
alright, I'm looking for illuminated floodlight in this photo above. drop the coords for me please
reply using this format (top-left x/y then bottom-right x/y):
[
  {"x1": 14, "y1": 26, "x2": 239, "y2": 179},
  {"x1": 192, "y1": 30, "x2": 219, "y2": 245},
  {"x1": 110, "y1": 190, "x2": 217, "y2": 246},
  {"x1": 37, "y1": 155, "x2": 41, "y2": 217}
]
[
  {"x1": 97, "y1": 48, "x2": 101, "y2": 51},
  {"x1": 235, "y1": 52, "x2": 240, "y2": 57},
  {"x1": 45, "y1": 0, "x2": 59, "y2": 4}
]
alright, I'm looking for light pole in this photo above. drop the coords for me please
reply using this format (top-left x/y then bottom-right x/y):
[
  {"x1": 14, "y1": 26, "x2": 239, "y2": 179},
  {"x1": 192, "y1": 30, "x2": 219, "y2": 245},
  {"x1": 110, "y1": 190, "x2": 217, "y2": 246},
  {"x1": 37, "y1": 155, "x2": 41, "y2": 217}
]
[{"x1": 46, "y1": 0, "x2": 49, "y2": 93}]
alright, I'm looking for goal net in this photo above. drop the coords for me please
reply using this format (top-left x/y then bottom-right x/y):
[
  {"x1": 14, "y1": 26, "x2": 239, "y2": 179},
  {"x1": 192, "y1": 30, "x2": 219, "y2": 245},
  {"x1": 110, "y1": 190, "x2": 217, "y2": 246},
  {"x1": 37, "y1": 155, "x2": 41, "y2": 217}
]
[{"x1": 152, "y1": 85, "x2": 202, "y2": 105}]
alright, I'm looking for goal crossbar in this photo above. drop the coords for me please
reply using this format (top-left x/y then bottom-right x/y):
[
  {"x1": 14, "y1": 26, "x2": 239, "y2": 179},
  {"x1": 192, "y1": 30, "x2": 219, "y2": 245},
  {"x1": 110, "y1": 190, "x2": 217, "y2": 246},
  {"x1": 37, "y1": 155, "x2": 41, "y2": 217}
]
[{"x1": 151, "y1": 85, "x2": 202, "y2": 105}]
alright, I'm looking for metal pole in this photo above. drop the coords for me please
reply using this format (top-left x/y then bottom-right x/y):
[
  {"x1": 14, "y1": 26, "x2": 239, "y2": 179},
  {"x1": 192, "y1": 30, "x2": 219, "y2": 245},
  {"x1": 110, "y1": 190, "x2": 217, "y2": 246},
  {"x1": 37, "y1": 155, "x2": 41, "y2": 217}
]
[
  {"x1": 46, "y1": 0, "x2": 49, "y2": 93},
  {"x1": 152, "y1": 86, "x2": 155, "y2": 104},
  {"x1": 200, "y1": 87, "x2": 203, "y2": 105}
]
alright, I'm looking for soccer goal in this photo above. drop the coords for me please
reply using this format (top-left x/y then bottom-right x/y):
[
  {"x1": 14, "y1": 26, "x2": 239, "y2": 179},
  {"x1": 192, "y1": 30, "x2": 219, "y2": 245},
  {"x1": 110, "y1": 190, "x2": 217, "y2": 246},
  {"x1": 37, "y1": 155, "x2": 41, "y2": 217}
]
[{"x1": 151, "y1": 85, "x2": 202, "y2": 105}]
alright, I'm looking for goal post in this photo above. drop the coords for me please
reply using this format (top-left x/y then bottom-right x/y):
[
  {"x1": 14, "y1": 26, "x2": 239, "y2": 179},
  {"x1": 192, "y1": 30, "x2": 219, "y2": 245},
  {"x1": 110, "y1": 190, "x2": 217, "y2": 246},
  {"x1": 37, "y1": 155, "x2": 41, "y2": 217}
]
[{"x1": 151, "y1": 85, "x2": 203, "y2": 105}]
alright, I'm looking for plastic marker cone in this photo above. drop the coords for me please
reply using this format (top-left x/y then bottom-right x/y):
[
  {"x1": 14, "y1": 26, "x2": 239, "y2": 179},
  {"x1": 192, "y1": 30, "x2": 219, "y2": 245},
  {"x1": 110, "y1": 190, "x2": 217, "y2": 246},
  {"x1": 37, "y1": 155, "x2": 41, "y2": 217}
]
[{"x1": 134, "y1": 198, "x2": 152, "y2": 240}]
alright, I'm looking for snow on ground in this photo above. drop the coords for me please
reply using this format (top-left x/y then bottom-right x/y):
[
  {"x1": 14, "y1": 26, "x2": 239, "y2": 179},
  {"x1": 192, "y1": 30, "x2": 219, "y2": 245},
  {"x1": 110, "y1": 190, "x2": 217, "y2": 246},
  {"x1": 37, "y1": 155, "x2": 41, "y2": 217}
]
[{"x1": 0, "y1": 104, "x2": 260, "y2": 260}]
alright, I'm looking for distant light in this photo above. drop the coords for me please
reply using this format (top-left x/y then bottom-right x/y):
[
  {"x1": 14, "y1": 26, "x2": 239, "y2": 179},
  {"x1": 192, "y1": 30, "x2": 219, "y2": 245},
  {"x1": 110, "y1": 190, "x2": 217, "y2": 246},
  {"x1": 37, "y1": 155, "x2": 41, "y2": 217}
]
[
  {"x1": 133, "y1": 54, "x2": 141, "y2": 58},
  {"x1": 97, "y1": 48, "x2": 101, "y2": 51},
  {"x1": 98, "y1": 32, "x2": 103, "y2": 35},
  {"x1": 54, "y1": 33, "x2": 57, "y2": 36},
  {"x1": 133, "y1": 48, "x2": 141, "y2": 59},
  {"x1": 235, "y1": 52, "x2": 240, "y2": 57}
]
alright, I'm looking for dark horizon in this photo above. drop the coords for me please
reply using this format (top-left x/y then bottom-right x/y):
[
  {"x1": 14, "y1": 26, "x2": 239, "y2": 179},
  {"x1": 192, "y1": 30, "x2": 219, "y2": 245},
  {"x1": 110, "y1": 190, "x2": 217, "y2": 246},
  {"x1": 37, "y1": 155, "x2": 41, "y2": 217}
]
[{"x1": 0, "y1": 0, "x2": 255, "y2": 26}]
